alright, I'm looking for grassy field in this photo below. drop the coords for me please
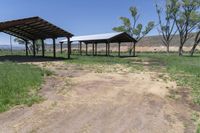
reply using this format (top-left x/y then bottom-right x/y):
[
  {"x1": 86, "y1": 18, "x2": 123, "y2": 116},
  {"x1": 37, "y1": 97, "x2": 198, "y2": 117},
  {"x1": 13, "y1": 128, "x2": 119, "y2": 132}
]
[
  {"x1": 141, "y1": 53, "x2": 200, "y2": 103},
  {"x1": 0, "y1": 62, "x2": 45, "y2": 112},
  {"x1": 142, "y1": 53, "x2": 200, "y2": 133},
  {"x1": 0, "y1": 50, "x2": 199, "y2": 104},
  {"x1": 0, "y1": 50, "x2": 200, "y2": 131}
]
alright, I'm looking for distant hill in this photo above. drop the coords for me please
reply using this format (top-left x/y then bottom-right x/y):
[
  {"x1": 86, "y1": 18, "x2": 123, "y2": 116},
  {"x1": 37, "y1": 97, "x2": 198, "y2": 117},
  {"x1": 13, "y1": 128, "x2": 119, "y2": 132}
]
[
  {"x1": 0, "y1": 45, "x2": 25, "y2": 50},
  {"x1": 137, "y1": 34, "x2": 195, "y2": 47},
  {"x1": 0, "y1": 34, "x2": 197, "y2": 53}
]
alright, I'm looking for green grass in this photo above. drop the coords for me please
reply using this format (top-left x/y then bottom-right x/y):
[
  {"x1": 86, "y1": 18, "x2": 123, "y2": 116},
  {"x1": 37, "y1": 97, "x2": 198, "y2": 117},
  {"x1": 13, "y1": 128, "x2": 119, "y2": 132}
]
[
  {"x1": 68, "y1": 55, "x2": 133, "y2": 65},
  {"x1": 0, "y1": 62, "x2": 45, "y2": 112},
  {"x1": 66, "y1": 55, "x2": 144, "y2": 73},
  {"x1": 0, "y1": 50, "x2": 26, "y2": 56},
  {"x1": 1, "y1": 50, "x2": 199, "y2": 103},
  {"x1": 141, "y1": 53, "x2": 200, "y2": 133},
  {"x1": 140, "y1": 53, "x2": 200, "y2": 104}
]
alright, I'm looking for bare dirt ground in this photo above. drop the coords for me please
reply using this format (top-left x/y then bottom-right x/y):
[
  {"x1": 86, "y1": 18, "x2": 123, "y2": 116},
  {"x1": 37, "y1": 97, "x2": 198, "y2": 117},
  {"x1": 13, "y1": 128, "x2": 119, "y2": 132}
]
[{"x1": 0, "y1": 61, "x2": 196, "y2": 133}]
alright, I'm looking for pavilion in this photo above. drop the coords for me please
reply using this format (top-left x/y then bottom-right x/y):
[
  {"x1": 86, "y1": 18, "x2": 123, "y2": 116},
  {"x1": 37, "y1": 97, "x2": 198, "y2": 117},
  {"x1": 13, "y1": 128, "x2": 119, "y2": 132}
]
[
  {"x1": 60, "y1": 32, "x2": 137, "y2": 57},
  {"x1": 0, "y1": 16, "x2": 73, "y2": 59}
]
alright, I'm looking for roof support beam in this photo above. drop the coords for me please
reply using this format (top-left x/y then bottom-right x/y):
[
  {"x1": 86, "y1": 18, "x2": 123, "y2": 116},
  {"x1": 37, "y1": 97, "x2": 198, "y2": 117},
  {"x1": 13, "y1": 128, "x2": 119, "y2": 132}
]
[
  {"x1": 0, "y1": 18, "x2": 38, "y2": 31},
  {"x1": 25, "y1": 24, "x2": 55, "y2": 39},
  {"x1": 3, "y1": 31, "x2": 29, "y2": 41},
  {"x1": 7, "y1": 28, "x2": 35, "y2": 40},
  {"x1": 4, "y1": 30, "x2": 33, "y2": 40},
  {"x1": 14, "y1": 26, "x2": 47, "y2": 39},
  {"x1": 25, "y1": 23, "x2": 61, "y2": 38},
  {"x1": 27, "y1": 24, "x2": 66, "y2": 34}
]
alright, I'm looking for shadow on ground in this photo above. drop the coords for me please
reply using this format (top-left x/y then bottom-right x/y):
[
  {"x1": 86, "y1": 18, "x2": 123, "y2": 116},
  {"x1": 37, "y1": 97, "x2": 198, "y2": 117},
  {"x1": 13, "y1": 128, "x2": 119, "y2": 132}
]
[{"x1": 0, "y1": 55, "x2": 67, "y2": 63}]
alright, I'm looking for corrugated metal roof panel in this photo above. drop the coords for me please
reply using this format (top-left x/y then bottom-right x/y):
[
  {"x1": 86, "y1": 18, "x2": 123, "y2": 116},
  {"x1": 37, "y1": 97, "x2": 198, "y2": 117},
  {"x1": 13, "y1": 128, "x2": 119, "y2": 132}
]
[{"x1": 61, "y1": 32, "x2": 124, "y2": 42}]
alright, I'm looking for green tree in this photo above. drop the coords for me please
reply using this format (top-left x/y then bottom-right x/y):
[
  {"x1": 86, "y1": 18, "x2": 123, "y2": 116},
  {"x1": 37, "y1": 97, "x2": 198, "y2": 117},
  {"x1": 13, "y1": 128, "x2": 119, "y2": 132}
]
[
  {"x1": 14, "y1": 38, "x2": 32, "y2": 54},
  {"x1": 14, "y1": 38, "x2": 42, "y2": 54},
  {"x1": 190, "y1": 25, "x2": 200, "y2": 56},
  {"x1": 170, "y1": 0, "x2": 200, "y2": 56},
  {"x1": 35, "y1": 40, "x2": 42, "y2": 54},
  {"x1": 113, "y1": 6, "x2": 155, "y2": 56},
  {"x1": 155, "y1": 0, "x2": 177, "y2": 53},
  {"x1": 190, "y1": 11, "x2": 200, "y2": 56}
]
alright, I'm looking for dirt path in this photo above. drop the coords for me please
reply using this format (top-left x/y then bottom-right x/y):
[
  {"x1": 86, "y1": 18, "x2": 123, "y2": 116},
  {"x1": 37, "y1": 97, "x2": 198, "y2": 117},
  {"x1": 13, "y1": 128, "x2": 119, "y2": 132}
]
[{"x1": 0, "y1": 61, "x2": 196, "y2": 133}]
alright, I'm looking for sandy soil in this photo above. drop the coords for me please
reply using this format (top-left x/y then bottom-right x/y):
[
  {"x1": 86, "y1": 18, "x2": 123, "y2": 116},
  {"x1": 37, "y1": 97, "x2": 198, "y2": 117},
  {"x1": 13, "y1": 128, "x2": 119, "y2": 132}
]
[{"x1": 0, "y1": 61, "x2": 196, "y2": 133}]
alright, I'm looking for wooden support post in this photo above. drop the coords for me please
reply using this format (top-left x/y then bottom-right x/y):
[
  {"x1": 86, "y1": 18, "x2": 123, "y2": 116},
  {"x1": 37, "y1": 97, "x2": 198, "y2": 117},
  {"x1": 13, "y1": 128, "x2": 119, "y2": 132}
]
[
  {"x1": 60, "y1": 42, "x2": 63, "y2": 54},
  {"x1": 106, "y1": 43, "x2": 108, "y2": 56},
  {"x1": 86, "y1": 43, "x2": 88, "y2": 55},
  {"x1": 67, "y1": 37, "x2": 71, "y2": 59},
  {"x1": 108, "y1": 43, "x2": 110, "y2": 56},
  {"x1": 95, "y1": 43, "x2": 97, "y2": 56},
  {"x1": 25, "y1": 40, "x2": 28, "y2": 56},
  {"x1": 33, "y1": 40, "x2": 36, "y2": 57},
  {"x1": 118, "y1": 42, "x2": 121, "y2": 57},
  {"x1": 42, "y1": 39, "x2": 45, "y2": 57},
  {"x1": 92, "y1": 43, "x2": 94, "y2": 56},
  {"x1": 80, "y1": 42, "x2": 82, "y2": 55},
  {"x1": 53, "y1": 38, "x2": 56, "y2": 58}
]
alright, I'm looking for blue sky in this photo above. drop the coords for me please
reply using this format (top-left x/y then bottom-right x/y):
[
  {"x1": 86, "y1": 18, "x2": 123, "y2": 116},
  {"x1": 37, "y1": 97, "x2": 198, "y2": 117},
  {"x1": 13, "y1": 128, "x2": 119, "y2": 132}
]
[{"x1": 0, "y1": 0, "x2": 159, "y2": 45}]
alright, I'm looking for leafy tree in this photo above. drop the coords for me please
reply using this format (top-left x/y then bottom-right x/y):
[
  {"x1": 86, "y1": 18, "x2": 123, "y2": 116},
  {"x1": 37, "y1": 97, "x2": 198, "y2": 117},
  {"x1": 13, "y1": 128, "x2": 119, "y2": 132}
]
[
  {"x1": 155, "y1": 0, "x2": 177, "y2": 53},
  {"x1": 35, "y1": 40, "x2": 42, "y2": 54},
  {"x1": 14, "y1": 38, "x2": 42, "y2": 54},
  {"x1": 113, "y1": 6, "x2": 155, "y2": 56},
  {"x1": 14, "y1": 38, "x2": 26, "y2": 45},
  {"x1": 14, "y1": 38, "x2": 32, "y2": 54},
  {"x1": 170, "y1": 0, "x2": 200, "y2": 56}
]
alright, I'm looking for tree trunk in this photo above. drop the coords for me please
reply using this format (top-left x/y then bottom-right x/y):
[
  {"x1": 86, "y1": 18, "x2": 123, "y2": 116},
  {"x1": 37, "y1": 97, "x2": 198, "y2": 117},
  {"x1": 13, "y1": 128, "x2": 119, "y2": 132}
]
[
  {"x1": 190, "y1": 43, "x2": 198, "y2": 56},
  {"x1": 167, "y1": 45, "x2": 170, "y2": 54},
  {"x1": 36, "y1": 45, "x2": 39, "y2": 54},
  {"x1": 129, "y1": 44, "x2": 132, "y2": 56},
  {"x1": 133, "y1": 42, "x2": 136, "y2": 57},
  {"x1": 28, "y1": 46, "x2": 31, "y2": 54},
  {"x1": 179, "y1": 44, "x2": 183, "y2": 56},
  {"x1": 129, "y1": 49, "x2": 132, "y2": 56},
  {"x1": 37, "y1": 48, "x2": 39, "y2": 54}
]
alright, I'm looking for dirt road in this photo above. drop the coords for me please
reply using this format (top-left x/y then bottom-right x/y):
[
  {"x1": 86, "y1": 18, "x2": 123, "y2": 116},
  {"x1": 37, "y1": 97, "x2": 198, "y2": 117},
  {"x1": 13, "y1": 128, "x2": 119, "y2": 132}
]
[{"x1": 0, "y1": 61, "x2": 196, "y2": 133}]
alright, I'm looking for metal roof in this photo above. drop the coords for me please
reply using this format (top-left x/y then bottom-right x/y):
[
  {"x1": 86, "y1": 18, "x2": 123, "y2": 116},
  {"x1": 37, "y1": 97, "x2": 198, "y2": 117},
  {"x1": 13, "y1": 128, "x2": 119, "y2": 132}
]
[
  {"x1": 0, "y1": 16, "x2": 73, "y2": 40},
  {"x1": 60, "y1": 32, "x2": 137, "y2": 43}
]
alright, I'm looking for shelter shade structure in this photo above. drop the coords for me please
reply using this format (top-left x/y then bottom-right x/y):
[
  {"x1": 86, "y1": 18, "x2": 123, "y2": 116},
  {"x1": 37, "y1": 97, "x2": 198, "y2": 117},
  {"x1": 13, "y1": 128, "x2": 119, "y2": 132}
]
[
  {"x1": 60, "y1": 32, "x2": 137, "y2": 57},
  {"x1": 0, "y1": 16, "x2": 73, "y2": 59}
]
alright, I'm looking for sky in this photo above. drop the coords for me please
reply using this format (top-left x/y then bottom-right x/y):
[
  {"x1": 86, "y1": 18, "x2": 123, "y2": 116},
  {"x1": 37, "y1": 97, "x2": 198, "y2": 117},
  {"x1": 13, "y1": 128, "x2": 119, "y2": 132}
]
[{"x1": 0, "y1": 0, "x2": 159, "y2": 45}]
